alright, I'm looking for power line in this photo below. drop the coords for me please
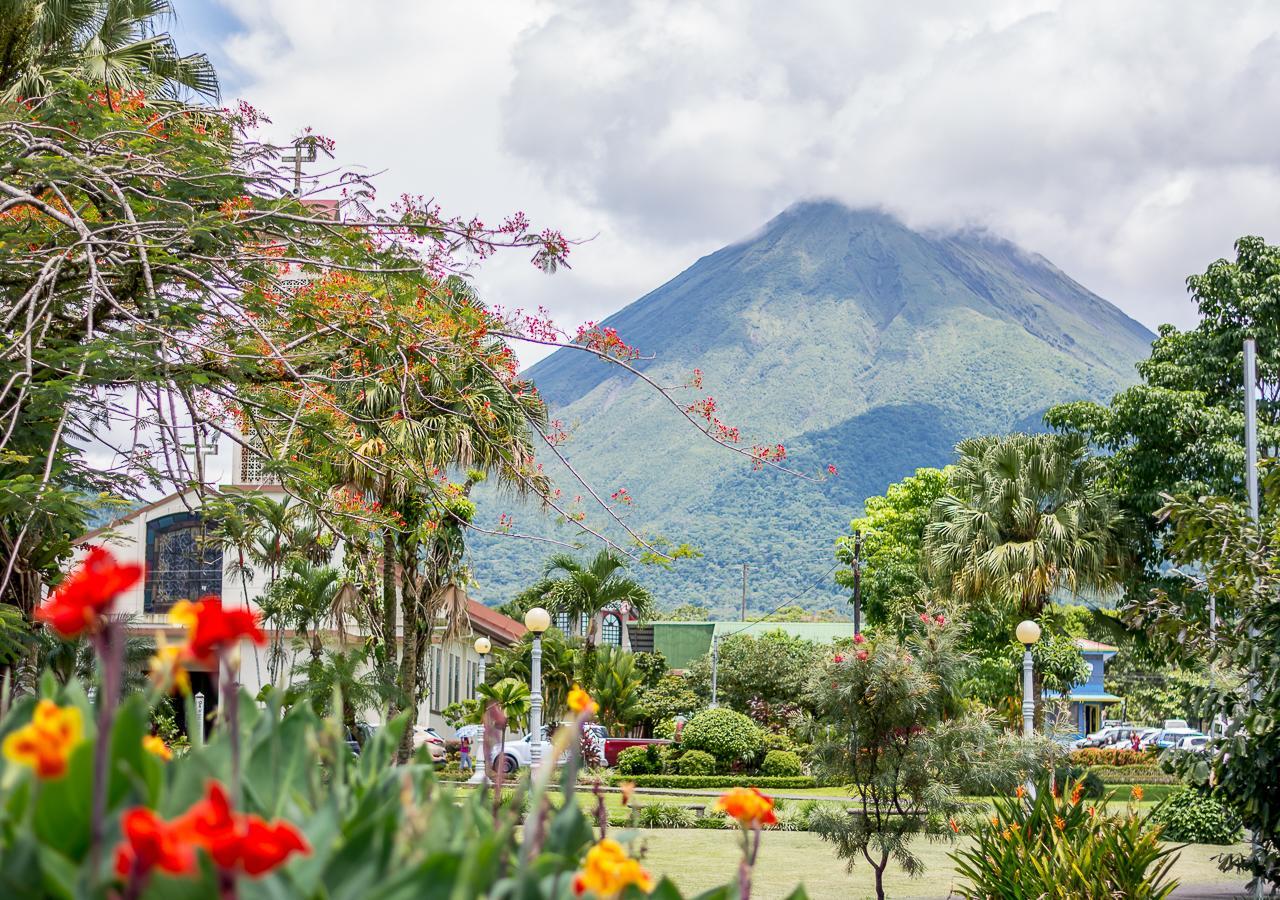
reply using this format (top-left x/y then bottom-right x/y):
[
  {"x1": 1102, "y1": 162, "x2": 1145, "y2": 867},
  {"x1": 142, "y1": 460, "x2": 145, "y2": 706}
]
[{"x1": 717, "y1": 560, "x2": 842, "y2": 640}]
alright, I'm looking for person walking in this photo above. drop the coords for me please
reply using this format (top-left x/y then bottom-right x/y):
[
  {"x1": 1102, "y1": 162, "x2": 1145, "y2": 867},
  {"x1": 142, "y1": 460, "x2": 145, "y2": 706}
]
[{"x1": 459, "y1": 735, "x2": 473, "y2": 772}]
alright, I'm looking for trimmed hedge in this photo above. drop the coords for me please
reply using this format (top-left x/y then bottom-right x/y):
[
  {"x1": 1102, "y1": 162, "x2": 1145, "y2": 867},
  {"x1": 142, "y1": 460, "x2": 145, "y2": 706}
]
[
  {"x1": 761, "y1": 750, "x2": 804, "y2": 777},
  {"x1": 1070, "y1": 748, "x2": 1155, "y2": 767},
  {"x1": 606, "y1": 775, "x2": 816, "y2": 789},
  {"x1": 675, "y1": 750, "x2": 717, "y2": 776},
  {"x1": 1088, "y1": 765, "x2": 1177, "y2": 785}
]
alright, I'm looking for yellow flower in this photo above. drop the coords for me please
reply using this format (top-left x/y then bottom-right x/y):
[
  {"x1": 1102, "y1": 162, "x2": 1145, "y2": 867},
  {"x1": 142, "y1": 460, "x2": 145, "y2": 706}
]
[
  {"x1": 1054, "y1": 815, "x2": 1066, "y2": 830},
  {"x1": 990, "y1": 815, "x2": 1000, "y2": 827},
  {"x1": 713, "y1": 787, "x2": 778, "y2": 827},
  {"x1": 1130, "y1": 785, "x2": 1144, "y2": 802},
  {"x1": 567, "y1": 685, "x2": 598, "y2": 717},
  {"x1": 148, "y1": 636, "x2": 191, "y2": 695},
  {"x1": 572, "y1": 838, "x2": 653, "y2": 898},
  {"x1": 2, "y1": 699, "x2": 83, "y2": 778},
  {"x1": 143, "y1": 735, "x2": 172, "y2": 761},
  {"x1": 168, "y1": 599, "x2": 199, "y2": 630}
]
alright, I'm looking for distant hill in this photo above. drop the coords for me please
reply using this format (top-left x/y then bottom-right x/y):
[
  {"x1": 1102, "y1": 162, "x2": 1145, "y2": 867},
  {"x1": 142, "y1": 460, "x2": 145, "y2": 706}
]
[{"x1": 468, "y1": 201, "x2": 1155, "y2": 616}]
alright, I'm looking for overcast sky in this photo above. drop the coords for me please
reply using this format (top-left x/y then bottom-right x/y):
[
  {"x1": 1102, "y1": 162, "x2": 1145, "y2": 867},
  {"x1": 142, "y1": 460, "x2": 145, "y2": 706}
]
[{"x1": 181, "y1": 0, "x2": 1280, "y2": 366}]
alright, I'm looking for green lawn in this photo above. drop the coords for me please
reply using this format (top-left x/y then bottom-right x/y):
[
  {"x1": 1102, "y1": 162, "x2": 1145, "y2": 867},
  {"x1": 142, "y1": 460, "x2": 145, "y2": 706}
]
[{"x1": 628, "y1": 828, "x2": 1250, "y2": 900}]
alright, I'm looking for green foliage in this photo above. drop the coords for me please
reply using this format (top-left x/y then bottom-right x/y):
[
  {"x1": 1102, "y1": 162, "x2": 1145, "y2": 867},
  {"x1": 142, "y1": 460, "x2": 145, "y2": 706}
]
[
  {"x1": 674, "y1": 749, "x2": 717, "y2": 776},
  {"x1": 637, "y1": 674, "x2": 703, "y2": 726},
  {"x1": 635, "y1": 802, "x2": 697, "y2": 828},
  {"x1": 679, "y1": 708, "x2": 764, "y2": 766},
  {"x1": 442, "y1": 699, "x2": 482, "y2": 729},
  {"x1": 760, "y1": 750, "x2": 803, "y2": 777},
  {"x1": 615, "y1": 745, "x2": 662, "y2": 776},
  {"x1": 686, "y1": 630, "x2": 823, "y2": 713},
  {"x1": 951, "y1": 775, "x2": 1179, "y2": 900},
  {"x1": 836, "y1": 467, "x2": 950, "y2": 633},
  {"x1": 1087, "y1": 767, "x2": 1177, "y2": 785},
  {"x1": 542, "y1": 549, "x2": 656, "y2": 643},
  {"x1": 477, "y1": 678, "x2": 531, "y2": 732},
  {"x1": 589, "y1": 646, "x2": 646, "y2": 733},
  {"x1": 1148, "y1": 789, "x2": 1243, "y2": 845},
  {"x1": 658, "y1": 602, "x2": 711, "y2": 621},
  {"x1": 763, "y1": 731, "x2": 796, "y2": 753},
  {"x1": 605, "y1": 775, "x2": 817, "y2": 789}
]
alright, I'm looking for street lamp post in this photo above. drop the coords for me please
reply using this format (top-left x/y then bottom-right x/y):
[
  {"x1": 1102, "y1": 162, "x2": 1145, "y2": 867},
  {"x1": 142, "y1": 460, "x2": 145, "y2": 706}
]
[
  {"x1": 1016, "y1": 620, "x2": 1042, "y2": 739},
  {"x1": 474, "y1": 636, "x2": 491, "y2": 688},
  {"x1": 524, "y1": 608, "x2": 550, "y2": 772}
]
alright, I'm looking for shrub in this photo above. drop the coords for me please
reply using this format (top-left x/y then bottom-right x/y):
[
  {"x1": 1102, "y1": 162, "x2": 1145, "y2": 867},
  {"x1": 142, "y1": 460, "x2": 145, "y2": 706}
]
[
  {"x1": 606, "y1": 774, "x2": 816, "y2": 789},
  {"x1": 675, "y1": 749, "x2": 717, "y2": 776},
  {"x1": 1069, "y1": 748, "x2": 1156, "y2": 767},
  {"x1": 763, "y1": 731, "x2": 796, "y2": 753},
  {"x1": 951, "y1": 775, "x2": 1179, "y2": 899},
  {"x1": 679, "y1": 708, "x2": 764, "y2": 766},
  {"x1": 761, "y1": 749, "x2": 803, "y2": 777},
  {"x1": 1088, "y1": 766, "x2": 1177, "y2": 785},
  {"x1": 1148, "y1": 789, "x2": 1243, "y2": 845},
  {"x1": 774, "y1": 800, "x2": 822, "y2": 832},
  {"x1": 615, "y1": 745, "x2": 661, "y2": 775},
  {"x1": 1052, "y1": 764, "x2": 1104, "y2": 800},
  {"x1": 636, "y1": 803, "x2": 697, "y2": 828},
  {"x1": 654, "y1": 718, "x2": 677, "y2": 740}
]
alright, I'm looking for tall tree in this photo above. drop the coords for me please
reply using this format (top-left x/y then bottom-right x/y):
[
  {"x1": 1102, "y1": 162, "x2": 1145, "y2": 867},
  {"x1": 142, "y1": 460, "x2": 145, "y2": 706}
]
[
  {"x1": 540, "y1": 549, "x2": 654, "y2": 650},
  {"x1": 924, "y1": 432, "x2": 1127, "y2": 720},
  {"x1": 0, "y1": 0, "x2": 218, "y2": 102}
]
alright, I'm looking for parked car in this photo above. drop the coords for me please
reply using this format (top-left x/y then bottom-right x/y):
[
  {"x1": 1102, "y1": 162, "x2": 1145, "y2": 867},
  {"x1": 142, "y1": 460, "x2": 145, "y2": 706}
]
[
  {"x1": 488, "y1": 723, "x2": 606, "y2": 773},
  {"x1": 602, "y1": 736, "x2": 672, "y2": 766},
  {"x1": 1176, "y1": 734, "x2": 1211, "y2": 753},
  {"x1": 412, "y1": 726, "x2": 447, "y2": 763},
  {"x1": 1141, "y1": 728, "x2": 1204, "y2": 751},
  {"x1": 1073, "y1": 725, "x2": 1142, "y2": 749}
]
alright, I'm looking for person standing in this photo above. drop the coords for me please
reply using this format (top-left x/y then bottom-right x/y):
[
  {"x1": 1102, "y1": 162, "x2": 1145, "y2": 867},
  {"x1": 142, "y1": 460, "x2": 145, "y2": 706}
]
[{"x1": 459, "y1": 735, "x2": 473, "y2": 772}]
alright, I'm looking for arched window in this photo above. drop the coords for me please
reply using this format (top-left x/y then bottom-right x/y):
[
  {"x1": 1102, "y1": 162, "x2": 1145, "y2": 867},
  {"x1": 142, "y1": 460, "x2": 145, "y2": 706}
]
[
  {"x1": 579, "y1": 612, "x2": 590, "y2": 636},
  {"x1": 145, "y1": 512, "x2": 222, "y2": 613},
  {"x1": 600, "y1": 613, "x2": 622, "y2": 647}
]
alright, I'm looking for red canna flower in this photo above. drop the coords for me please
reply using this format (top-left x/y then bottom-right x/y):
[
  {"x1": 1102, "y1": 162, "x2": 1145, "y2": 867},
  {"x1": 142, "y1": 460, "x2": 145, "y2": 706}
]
[
  {"x1": 170, "y1": 597, "x2": 265, "y2": 663},
  {"x1": 114, "y1": 808, "x2": 195, "y2": 879},
  {"x1": 176, "y1": 782, "x2": 309, "y2": 877},
  {"x1": 36, "y1": 547, "x2": 141, "y2": 637}
]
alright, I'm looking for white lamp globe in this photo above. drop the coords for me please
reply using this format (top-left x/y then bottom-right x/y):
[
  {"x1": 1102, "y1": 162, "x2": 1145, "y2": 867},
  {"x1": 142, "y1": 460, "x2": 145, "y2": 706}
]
[
  {"x1": 474, "y1": 636, "x2": 491, "y2": 655},
  {"x1": 525, "y1": 607, "x2": 551, "y2": 634},
  {"x1": 1016, "y1": 620, "x2": 1042, "y2": 646}
]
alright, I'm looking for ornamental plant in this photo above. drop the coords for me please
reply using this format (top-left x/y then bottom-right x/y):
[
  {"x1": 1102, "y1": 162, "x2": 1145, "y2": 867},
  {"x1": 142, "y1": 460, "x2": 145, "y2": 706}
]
[
  {"x1": 679, "y1": 708, "x2": 764, "y2": 769},
  {"x1": 1148, "y1": 788, "x2": 1243, "y2": 845},
  {"x1": 1, "y1": 549, "x2": 816, "y2": 899},
  {"x1": 951, "y1": 776, "x2": 1180, "y2": 899}
]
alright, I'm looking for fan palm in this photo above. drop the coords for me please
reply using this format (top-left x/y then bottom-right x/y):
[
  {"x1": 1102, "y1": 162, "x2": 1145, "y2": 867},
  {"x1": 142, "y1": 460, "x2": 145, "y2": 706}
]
[
  {"x1": 291, "y1": 646, "x2": 389, "y2": 740},
  {"x1": 542, "y1": 550, "x2": 654, "y2": 650},
  {"x1": 0, "y1": 0, "x2": 219, "y2": 103},
  {"x1": 924, "y1": 432, "x2": 1127, "y2": 719}
]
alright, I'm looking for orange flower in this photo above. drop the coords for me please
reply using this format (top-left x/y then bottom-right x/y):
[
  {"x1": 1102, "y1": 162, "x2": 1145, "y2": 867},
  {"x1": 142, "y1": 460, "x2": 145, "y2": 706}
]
[
  {"x1": 1070, "y1": 783, "x2": 1084, "y2": 805},
  {"x1": 1014, "y1": 785, "x2": 1026, "y2": 799},
  {"x1": 1130, "y1": 785, "x2": 1144, "y2": 801},
  {"x1": 1054, "y1": 815, "x2": 1066, "y2": 830},
  {"x1": 143, "y1": 735, "x2": 172, "y2": 761},
  {"x1": 572, "y1": 838, "x2": 653, "y2": 898},
  {"x1": 171, "y1": 597, "x2": 265, "y2": 663},
  {"x1": 619, "y1": 781, "x2": 636, "y2": 807},
  {"x1": 714, "y1": 787, "x2": 777, "y2": 827},
  {"x1": 948, "y1": 817, "x2": 961, "y2": 833},
  {"x1": 35, "y1": 547, "x2": 141, "y2": 637},
  {"x1": 114, "y1": 808, "x2": 194, "y2": 879},
  {"x1": 567, "y1": 684, "x2": 598, "y2": 716},
  {"x1": 2, "y1": 699, "x2": 82, "y2": 778},
  {"x1": 148, "y1": 636, "x2": 191, "y2": 694},
  {"x1": 990, "y1": 815, "x2": 1000, "y2": 827}
]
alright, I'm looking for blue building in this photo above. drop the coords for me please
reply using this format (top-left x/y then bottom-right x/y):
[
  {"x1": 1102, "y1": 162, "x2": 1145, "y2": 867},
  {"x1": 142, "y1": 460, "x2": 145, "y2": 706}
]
[{"x1": 1046, "y1": 639, "x2": 1123, "y2": 738}]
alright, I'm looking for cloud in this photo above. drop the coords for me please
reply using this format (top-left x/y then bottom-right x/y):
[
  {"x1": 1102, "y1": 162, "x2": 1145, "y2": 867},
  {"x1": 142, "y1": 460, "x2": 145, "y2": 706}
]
[{"x1": 206, "y1": 0, "x2": 1280, "y2": 355}]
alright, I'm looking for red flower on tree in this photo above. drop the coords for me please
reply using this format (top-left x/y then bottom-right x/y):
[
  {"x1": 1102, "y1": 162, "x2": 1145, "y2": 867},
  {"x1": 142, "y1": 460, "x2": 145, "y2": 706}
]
[
  {"x1": 170, "y1": 597, "x2": 265, "y2": 664},
  {"x1": 36, "y1": 546, "x2": 142, "y2": 638}
]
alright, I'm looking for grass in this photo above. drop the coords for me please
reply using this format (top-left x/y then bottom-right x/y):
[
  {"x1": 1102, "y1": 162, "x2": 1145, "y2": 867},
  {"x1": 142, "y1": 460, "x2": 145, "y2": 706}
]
[{"x1": 629, "y1": 828, "x2": 1250, "y2": 900}]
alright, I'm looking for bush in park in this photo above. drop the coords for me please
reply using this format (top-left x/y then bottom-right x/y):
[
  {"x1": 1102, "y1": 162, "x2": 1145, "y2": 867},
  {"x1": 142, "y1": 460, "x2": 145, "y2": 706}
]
[
  {"x1": 760, "y1": 750, "x2": 804, "y2": 777},
  {"x1": 636, "y1": 803, "x2": 697, "y2": 829},
  {"x1": 615, "y1": 745, "x2": 661, "y2": 775},
  {"x1": 951, "y1": 777, "x2": 1180, "y2": 899},
  {"x1": 1070, "y1": 747, "x2": 1155, "y2": 767},
  {"x1": 675, "y1": 749, "x2": 717, "y2": 776},
  {"x1": 0, "y1": 550, "x2": 812, "y2": 899},
  {"x1": 680, "y1": 708, "x2": 764, "y2": 768},
  {"x1": 1149, "y1": 789, "x2": 1243, "y2": 845}
]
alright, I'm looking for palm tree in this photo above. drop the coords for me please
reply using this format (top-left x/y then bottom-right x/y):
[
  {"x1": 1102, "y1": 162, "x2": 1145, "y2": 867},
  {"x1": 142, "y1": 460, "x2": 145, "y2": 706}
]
[
  {"x1": 291, "y1": 646, "x2": 389, "y2": 742},
  {"x1": 0, "y1": 0, "x2": 219, "y2": 103},
  {"x1": 542, "y1": 550, "x2": 654, "y2": 651},
  {"x1": 270, "y1": 560, "x2": 350, "y2": 663},
  {"x1": 589, "y1": 647, "x2": 644, "y2": 735},
  {"x1": 924, "y1": 432, "x2": 1127, "y2": 720}
]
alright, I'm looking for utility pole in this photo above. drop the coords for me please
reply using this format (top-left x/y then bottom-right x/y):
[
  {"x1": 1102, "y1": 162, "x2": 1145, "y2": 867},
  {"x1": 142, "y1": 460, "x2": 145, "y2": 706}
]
[
  {"x1": 1244, "y1": 337, "x2": 1262, "y2": 900},
  {"x1": 710, "y1": 636, "x2": 720, "y2": 708},
  {"x1": 741, "y1": 563, "x2": 748, "y2": 621},
  {"x1": 852, "y1": 529, "x2": 863, "y2": 636}
]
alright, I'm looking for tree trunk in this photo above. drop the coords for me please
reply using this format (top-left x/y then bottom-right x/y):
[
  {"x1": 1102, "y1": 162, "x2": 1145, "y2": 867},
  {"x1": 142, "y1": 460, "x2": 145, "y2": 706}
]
[
  {"x1": 394, "y1": 581, "x2": 420, "y2": 764},
  {"x1": 380, "y1": 529, "x2": 397, "y2": 720}
]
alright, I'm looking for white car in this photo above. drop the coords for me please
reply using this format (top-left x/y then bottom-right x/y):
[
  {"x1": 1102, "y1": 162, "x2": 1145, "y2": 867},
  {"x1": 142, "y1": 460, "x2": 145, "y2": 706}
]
[
  {"x1": 488, "y1": 723, "x2": 606, "y2": 773},
  {"x1": 412, "y1": 726, "x2": 447, "y2": 763},
  {"x1": 1176, "y1": 734, "x2": 1211, "y2": 753}
]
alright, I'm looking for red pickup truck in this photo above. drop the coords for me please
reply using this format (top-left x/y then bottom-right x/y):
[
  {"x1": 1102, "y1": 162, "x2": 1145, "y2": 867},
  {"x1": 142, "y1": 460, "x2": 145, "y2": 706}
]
[{"x1": 602, "y1": 737, "x2": 671, "y2": 766}]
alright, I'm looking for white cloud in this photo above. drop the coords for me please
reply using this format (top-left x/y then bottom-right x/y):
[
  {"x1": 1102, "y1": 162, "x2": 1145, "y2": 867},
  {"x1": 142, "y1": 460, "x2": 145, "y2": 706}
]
[{"x1": 209, "y1": 0, "x2": 1280, "y2": 361}]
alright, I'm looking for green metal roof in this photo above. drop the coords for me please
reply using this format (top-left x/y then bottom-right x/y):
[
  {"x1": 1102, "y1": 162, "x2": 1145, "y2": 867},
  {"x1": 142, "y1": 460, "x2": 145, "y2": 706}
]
[
  {"x1": 650, "y1": 621, "x2": 855, "y2": 670},
  {"x1": 1046, "y1": 690, "x2": 1124, "y2": 703}
]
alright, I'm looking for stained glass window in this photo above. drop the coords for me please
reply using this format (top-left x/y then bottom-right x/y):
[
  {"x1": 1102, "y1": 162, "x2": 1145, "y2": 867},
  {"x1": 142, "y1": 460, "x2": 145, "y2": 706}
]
[{"x1": 144, "y1": 513, "x2": 222, "y2": 613}]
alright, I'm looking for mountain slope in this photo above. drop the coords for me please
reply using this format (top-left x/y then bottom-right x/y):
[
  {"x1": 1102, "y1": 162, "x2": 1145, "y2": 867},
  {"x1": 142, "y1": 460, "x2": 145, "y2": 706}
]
[{"x1": 469, "y1": 202, "x2": 1155, "y2": 616}]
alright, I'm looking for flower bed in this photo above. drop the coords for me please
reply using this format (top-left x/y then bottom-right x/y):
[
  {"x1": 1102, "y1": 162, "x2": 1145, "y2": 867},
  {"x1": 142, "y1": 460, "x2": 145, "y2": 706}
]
[
  {"x1": 1069, "y1": 747, "x2": 1156, "y2": 767},
  {"x1": 606, "y1": 774, "x2": 817, "y2": 789}
]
